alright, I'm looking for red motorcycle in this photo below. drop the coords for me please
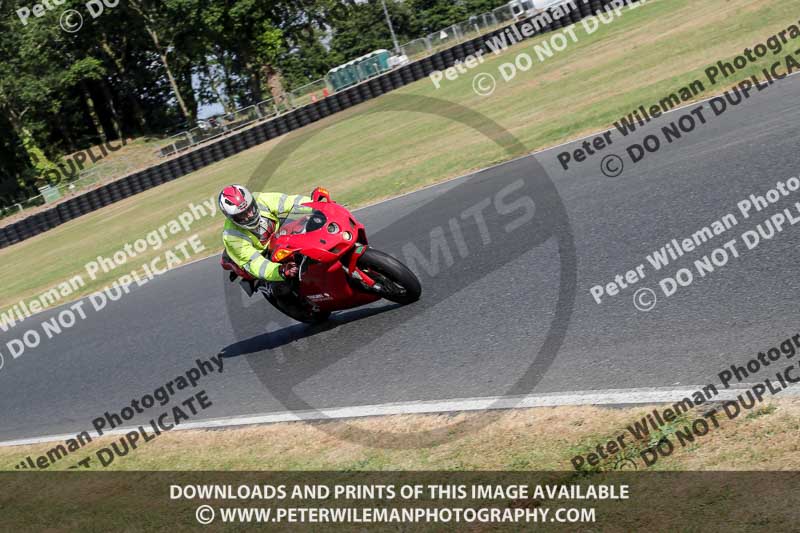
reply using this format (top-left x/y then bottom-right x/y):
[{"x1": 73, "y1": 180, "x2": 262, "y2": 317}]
[{"x1": 246, "y1": 187, "x2": 421, "y2": 323}]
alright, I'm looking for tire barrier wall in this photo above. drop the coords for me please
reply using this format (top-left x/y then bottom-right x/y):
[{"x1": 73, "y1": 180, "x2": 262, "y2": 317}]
[{"x1": 0, "y1": 0, "x2": 635, "y2": 249}]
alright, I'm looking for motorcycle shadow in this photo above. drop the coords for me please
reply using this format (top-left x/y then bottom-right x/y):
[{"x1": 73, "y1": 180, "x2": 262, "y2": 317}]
[{"x1": 219, "y1": 302, "x2": 402, "y2": 357}]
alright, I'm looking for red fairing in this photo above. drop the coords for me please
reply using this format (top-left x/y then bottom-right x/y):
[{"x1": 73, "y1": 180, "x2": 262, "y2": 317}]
[{"x1": 267, "y1": 197, "x2": 378, "y2": 312}]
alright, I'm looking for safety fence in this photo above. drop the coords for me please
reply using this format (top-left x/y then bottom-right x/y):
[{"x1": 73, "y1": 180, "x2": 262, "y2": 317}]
[
  {"x1": 405, "y1": 4, "x2": 517, "y2": 61},
  {"x1": 0, "y1": 154, "x2": 147, "y2": 219},
  {"x1": 157, "y1": 4, "x2": 518, "y2": 158},
  {"x1": 0, "y1": 0, "x2": 628, "y2": 249}
]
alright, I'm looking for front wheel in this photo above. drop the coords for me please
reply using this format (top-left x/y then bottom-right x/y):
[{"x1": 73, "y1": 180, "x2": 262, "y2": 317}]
[{"x1": 357, "y1": 248, "x2": 421, "y2": 305}]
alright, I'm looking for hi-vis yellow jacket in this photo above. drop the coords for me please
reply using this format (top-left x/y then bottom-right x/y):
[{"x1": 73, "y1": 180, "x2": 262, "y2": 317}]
[{"x1": 222, "y1": 192, "x2": 311, "y2": 281}]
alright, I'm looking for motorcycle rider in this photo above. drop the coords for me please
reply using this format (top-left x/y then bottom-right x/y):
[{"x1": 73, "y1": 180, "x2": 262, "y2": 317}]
[{"x1": 218, "y1": 184, "x2": 311, "y2": 295}]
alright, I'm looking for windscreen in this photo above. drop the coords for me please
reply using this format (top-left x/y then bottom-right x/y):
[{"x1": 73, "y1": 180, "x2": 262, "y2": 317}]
[{"x1": 277, "y1": 207, "x2": 326, "y2": 236}]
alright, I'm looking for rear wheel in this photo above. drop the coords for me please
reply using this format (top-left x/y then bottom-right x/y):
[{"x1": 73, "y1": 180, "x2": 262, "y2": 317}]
[
  {"x1": 263, "y1": 285, "x2": 331, "y2": 324},
  {"x1": 357, "y1": 248, "x2": 421, "y2": 305},
  {"x1": 291, "y1": 307, "x2": 331, "y2": 324}
]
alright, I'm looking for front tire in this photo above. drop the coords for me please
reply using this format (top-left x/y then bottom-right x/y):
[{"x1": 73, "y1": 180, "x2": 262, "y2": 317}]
[{"x1": 357, "y1": 248, "x2": 421, "y2": 305}]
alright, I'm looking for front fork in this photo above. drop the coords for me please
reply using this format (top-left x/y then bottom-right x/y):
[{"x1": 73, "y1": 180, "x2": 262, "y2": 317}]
[{"x1": 344, "y1": 244, "x2": 379, "y2": 289}]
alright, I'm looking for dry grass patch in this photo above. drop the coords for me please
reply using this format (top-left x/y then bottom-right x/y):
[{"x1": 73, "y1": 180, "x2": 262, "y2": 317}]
[{"x1": 2, "y1": 398, "x2": 799, "y2": 471}]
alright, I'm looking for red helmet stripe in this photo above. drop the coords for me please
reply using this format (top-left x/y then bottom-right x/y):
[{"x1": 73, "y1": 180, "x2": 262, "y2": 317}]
[{"x1": 222, "y1": 186, "x2": 246, "y2": 208}]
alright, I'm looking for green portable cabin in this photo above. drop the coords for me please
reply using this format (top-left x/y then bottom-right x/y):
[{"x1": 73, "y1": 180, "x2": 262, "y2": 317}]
[
  {"x1": 327, "y1": 50, "x2": 392, "y2": 92},
  {"x1": 355, "y1": 49, "x2": 391, "y2": 80},
  {"x1": 328, "y1": 61, "x2": 358, "y2": 92}
]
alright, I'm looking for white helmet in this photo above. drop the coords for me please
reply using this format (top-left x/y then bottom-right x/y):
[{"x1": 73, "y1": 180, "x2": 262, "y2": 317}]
[{"x1": 218, "y1": 184, "x2": 261, "y2": 230}]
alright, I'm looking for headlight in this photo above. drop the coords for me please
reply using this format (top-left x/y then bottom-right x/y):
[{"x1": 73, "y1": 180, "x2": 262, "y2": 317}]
[
  {"x1": 327, "y1": 222, "x2": 340, "y2": 234},
  {"x1": 342, "y1": 231, "x2": 352, "y2": 241}
]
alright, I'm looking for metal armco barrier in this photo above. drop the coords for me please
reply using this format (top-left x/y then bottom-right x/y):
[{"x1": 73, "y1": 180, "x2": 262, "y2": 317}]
[{"x1": 0, "y1": 0, "x2": 637, "y2": 249}]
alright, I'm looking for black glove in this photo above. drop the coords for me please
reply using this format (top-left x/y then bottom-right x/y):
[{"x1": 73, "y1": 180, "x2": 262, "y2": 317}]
[{"x1": 279, "y1": 262, "x2": 298, "y2": 279}]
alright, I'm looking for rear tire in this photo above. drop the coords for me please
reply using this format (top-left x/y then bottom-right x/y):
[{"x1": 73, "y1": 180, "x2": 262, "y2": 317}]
[
  {"x1": 263, "y1": 286, "x2": 331, "y2": 324},
  {"x1": 357, "y1": 248, "x2": 421, "y2": 305},
  {"x1": 297, "y1": 309, "x2": 331, "y2": 324}
]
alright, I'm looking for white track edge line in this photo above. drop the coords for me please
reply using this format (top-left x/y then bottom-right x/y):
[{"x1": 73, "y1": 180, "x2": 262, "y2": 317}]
[{"x1": 3, "y1": 384, "x2": 799, "y2": 447}]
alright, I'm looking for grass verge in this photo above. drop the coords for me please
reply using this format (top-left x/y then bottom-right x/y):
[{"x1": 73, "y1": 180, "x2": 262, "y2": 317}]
[
  {"x1": 2, "y1": 398, "x2": 798, "y2": 471},
  {"x1": 0, "y1": 0, "x2": 796, "y2": 312},
  {"x1": 0, "y1": 136, "x2": 175, "y2": 225}
]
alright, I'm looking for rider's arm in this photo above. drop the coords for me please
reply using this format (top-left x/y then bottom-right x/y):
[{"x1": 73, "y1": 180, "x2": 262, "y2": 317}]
[
  {"x1": 223, "y1": 231, "x2": 285, "y2": 281},
  {"x1": 256, "y1": 192, "x2": 313, "y2": 218}
]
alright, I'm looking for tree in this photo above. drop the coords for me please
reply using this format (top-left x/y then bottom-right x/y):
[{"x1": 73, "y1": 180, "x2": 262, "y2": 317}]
[
  {"x1": 0, "y1": 0, "x2": 106, "y2": 184},
  {"x1": 128, "y1": 0, "x2": 204, "y2": 123},
  {"x1": 0, "y1": 0, "x2": 510, "y2": 206},
  {"x1": 328, "y1": 0, "x2": 416, "y2": 62}
]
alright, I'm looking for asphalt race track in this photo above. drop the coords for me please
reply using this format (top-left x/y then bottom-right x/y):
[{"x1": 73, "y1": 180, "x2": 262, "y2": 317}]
[{"x1": 2, "y1": 75, "x2": 800, "y2": 443}]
